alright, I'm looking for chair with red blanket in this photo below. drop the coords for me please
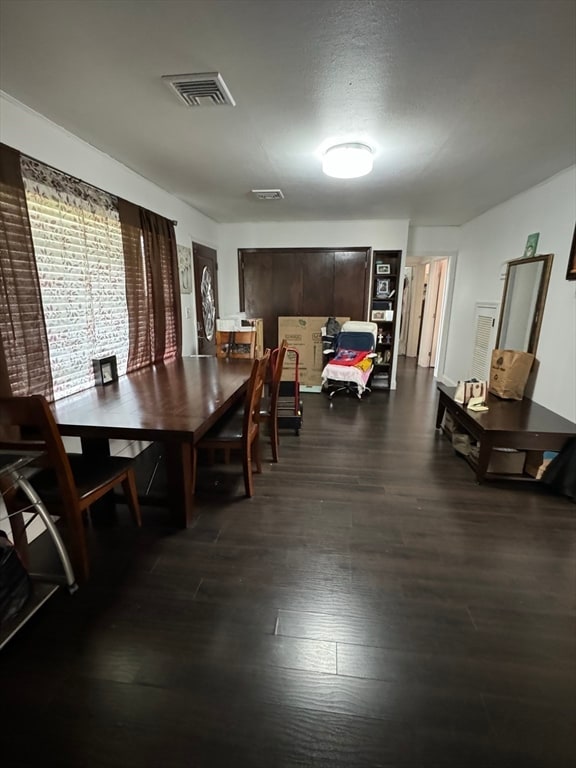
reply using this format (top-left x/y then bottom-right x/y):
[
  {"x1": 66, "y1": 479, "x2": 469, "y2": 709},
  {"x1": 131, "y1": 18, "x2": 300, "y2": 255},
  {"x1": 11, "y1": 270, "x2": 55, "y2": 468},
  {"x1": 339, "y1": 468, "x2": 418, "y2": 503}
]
[{"x1": 321, "y1": 321, "x2": 378, "y2": 399}]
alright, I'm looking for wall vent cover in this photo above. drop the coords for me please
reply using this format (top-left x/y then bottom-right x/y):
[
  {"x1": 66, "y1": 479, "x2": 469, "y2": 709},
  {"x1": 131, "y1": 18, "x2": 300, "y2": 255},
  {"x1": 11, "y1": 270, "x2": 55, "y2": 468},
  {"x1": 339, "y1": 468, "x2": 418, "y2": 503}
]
[
  {"x1": 162, "y1": 72, "x2": 236, "y2": 107},
  {"x1": 251, "y1": 189, "x2": 284, "y2": 200}
]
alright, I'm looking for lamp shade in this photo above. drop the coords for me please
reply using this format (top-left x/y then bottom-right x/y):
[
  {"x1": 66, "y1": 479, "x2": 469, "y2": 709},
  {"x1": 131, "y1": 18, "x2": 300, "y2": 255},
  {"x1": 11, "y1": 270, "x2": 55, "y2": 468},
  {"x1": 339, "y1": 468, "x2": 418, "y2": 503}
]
[{"x1": 322, "y1": 143, "x2": 373, "y2": 178}]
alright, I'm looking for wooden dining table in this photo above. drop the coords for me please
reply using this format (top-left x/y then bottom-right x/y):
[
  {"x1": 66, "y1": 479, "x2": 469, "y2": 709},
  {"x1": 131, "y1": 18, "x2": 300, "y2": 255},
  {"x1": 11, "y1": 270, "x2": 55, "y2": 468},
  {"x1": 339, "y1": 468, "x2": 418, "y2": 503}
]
[{"x1": 50, "y1": 356, "x2": 254, "y2": 527}]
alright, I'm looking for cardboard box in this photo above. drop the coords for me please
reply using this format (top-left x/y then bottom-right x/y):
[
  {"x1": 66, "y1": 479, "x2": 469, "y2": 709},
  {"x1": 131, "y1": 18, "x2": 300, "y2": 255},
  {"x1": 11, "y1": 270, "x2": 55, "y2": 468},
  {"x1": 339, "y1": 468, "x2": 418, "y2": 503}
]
[
  {"x1": 486, "y1": 448, "x2": 526, "y2": 474},
  {"x1": 469, "y1": 445, "x2": 526, "y2": 474},
  {"x1": 442, "y1": 412, "x2": 458, "y2": 436},
  {"x1": 278, "y1": 316, "x2": 349, "y2": 388},
  {"x1": 452, "y1": 432, "x2": 473, "y2": 456}
]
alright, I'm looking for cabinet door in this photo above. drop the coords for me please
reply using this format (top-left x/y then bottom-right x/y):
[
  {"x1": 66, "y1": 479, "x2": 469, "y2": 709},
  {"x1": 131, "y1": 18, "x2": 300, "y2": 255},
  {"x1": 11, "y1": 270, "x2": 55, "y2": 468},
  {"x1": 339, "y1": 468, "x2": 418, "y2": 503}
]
[{"x1": 240, "y1": 248, "x2": 369, "y2": 351}]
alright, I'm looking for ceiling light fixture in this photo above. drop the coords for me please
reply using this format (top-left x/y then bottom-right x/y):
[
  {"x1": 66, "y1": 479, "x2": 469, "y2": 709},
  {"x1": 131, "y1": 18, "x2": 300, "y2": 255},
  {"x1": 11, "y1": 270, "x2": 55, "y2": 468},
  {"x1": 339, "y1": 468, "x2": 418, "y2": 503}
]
[{"x1": 322, "y1": 143, "x2": 373, "y2": 179}]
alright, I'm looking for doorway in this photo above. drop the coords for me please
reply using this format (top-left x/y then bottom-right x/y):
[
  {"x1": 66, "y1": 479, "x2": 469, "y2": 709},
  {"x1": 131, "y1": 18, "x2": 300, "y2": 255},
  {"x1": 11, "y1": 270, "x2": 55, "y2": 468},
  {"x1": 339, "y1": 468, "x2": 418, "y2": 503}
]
[{"x1": 402, "y1": 258, "x2": 449, "y2": 369}]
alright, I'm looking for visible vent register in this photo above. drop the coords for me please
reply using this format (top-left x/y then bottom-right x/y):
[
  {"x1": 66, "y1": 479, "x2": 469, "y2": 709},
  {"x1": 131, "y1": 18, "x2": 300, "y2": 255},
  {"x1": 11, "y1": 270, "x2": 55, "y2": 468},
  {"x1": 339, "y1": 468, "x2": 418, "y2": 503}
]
[
  {"x1": 251, "y1": 189, "x2": 284, "y2": 200},
  {"x1": 162, "y1": 72, "x2": 236, "y2": 107},
  {"x1": 470, "y1": 302, "x2": 498, "y2": 381}
]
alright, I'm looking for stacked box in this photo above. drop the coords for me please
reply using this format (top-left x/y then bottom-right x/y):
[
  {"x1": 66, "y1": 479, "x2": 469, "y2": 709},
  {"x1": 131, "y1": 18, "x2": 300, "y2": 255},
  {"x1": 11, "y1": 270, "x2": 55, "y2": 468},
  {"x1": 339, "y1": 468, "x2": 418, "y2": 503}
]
[{"x1": 278, "y1": 316, "x2": 349, "y2": 388}]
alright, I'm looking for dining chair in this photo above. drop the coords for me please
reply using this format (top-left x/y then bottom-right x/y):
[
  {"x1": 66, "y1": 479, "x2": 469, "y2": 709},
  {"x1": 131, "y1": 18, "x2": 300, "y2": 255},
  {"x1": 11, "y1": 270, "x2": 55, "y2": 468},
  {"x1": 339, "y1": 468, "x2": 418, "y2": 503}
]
[
  {"x1": 260, "y1": 339, "x2": 288, "y2": 462},
  {"x1": 193, "y1": 350, "x2": 271, "y2": 498},
  {"x1": 0, "y1": 395, "x2": 141, "y2": 581}
]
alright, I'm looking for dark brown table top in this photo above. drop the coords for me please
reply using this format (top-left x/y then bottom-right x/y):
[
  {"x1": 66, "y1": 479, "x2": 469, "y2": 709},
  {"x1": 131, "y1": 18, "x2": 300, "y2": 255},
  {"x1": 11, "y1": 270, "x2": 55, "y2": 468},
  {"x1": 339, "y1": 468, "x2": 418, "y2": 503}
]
[
  {"x1": 437, "y1": 382, "x2": 576, "y2": 436},
  {"x1": 51, "y1": 356, "x2": 254, "y2": 443}
]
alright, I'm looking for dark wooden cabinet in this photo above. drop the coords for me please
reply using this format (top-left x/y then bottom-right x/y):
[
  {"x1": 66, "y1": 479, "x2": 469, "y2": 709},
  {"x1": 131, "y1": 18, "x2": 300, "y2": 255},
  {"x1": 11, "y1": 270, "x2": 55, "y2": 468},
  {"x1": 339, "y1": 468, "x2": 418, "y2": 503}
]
[
  {"x1": 369, "y1": 250, "x2": 401, "y2": 390},
  {"x1": 239, "y1": 248, "x2": 369, "y2": 351}
]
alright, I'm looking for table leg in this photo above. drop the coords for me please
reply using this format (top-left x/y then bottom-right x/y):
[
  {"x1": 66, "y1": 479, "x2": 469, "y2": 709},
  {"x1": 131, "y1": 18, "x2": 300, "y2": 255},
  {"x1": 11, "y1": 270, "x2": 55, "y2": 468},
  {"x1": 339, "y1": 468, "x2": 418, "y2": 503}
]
[
  {"x1": 80, "y1": 437, "x2": 116, "y2": 522},
  {"x1": 475, "y1": 439, "x2": 493, "y2": 483},
  {"x1": 164, "y1": 441, "x2": 195, "y2": 528},
  {"x1": 436, "y1": 395, "x2": 446, "y2": 429}
]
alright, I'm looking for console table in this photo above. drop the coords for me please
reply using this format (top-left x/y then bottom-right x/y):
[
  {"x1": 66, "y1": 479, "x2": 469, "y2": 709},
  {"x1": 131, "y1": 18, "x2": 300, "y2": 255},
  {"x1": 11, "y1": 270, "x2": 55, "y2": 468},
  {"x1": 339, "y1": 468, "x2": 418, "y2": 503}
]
[{"x1": 435, "y1": 382, "x2": 576, "y2": 482}]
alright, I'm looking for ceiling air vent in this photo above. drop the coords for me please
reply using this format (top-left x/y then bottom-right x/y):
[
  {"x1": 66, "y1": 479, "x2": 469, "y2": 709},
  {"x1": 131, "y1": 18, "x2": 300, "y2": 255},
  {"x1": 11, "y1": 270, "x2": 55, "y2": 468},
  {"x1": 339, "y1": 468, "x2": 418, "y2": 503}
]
[
  {"x1": 162, "y1": 72, "x2": 236, "y2": 107},
  {"x1": 251, "y1": 189, "x2": 284, "y2": 200}
]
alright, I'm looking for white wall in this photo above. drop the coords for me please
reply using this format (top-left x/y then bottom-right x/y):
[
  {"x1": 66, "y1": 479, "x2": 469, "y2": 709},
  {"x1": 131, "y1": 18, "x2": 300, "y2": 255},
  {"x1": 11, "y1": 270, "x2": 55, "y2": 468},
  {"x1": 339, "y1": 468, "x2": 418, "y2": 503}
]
[
  {"x1": 218, "y1": 219, "x2": 410, "y2": 386},
  {"x1": 442, "y1": 166, "x2": 576, "y2": 421},
  {"x1": 0, "y1": 92, "x2": 219, "y2": 355},
  {"x1": 407, "y1": 225, "x2": 460, "y2": 258}
]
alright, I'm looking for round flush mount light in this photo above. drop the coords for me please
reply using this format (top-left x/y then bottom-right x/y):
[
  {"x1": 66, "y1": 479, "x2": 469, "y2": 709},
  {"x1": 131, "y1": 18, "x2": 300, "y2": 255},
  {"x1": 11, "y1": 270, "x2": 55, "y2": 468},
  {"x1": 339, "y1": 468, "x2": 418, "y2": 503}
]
[{"x1": 322, "y1": 143, "x2": 374, "y2": 179}]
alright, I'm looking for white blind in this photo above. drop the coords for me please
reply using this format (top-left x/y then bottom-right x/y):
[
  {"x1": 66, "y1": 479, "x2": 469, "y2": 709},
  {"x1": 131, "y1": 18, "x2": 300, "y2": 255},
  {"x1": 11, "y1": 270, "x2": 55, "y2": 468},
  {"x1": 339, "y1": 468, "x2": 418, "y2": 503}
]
[{"x1": 21, "y1": 158, "x2": 129, "y2": 400}]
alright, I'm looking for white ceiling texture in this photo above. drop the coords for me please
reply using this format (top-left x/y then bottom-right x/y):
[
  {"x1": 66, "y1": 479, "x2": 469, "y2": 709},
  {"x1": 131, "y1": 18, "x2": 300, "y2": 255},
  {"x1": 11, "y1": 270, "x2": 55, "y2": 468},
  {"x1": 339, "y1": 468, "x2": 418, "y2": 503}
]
[{"x1": 0, "y1": 0, "x2": 575, "y2": 225}]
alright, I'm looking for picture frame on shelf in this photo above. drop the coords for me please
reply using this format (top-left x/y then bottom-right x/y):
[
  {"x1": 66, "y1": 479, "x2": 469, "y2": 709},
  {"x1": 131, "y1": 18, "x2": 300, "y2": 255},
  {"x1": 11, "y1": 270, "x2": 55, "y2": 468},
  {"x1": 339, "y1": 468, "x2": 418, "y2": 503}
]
[
  {"x1": 376, "y1": 263, "x2": 391, "y2": 275},
  {"x1": 523, "y1": 232, "x2": 539, "y2": 259},
  {"x1": 376, "y1": 278, "x2": 391, "y2": 298},
  {"x1": 371, "y1": 309, "x2": 385, "y2": 321},
  {"x1": 93, "y1": 355, "x2": 118, "y2": 386}
]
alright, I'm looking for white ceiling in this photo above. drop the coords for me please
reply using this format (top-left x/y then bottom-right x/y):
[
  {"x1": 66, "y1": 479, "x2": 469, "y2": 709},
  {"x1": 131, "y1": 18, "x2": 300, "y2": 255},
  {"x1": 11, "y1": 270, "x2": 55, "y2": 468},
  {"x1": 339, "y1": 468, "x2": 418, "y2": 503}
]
[{"x1": 1, "y1": 0, "x2": 575, "y2": 225}]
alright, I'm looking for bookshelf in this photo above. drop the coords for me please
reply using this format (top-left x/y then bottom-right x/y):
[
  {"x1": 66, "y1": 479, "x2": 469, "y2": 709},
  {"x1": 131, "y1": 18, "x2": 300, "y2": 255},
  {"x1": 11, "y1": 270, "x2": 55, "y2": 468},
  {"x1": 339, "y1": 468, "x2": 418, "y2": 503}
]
[{"x1": 369, "y1": 250, "x2": 402, "y2": 390}]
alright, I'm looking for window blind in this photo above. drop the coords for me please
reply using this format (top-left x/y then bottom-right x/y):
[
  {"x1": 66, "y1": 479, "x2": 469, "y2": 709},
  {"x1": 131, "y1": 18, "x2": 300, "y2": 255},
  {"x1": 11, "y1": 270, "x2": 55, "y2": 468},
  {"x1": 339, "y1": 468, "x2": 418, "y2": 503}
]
[{"x1": 21, "y1": 158, "x2": 129, "y2": 399}]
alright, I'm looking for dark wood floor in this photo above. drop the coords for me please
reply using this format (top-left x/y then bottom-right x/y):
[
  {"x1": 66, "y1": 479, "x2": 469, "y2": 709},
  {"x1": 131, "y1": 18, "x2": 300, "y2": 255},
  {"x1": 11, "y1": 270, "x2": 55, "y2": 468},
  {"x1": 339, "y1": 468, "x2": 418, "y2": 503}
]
[{"x1": 1, "y1": 359, "x2": 575, "y2": 768}]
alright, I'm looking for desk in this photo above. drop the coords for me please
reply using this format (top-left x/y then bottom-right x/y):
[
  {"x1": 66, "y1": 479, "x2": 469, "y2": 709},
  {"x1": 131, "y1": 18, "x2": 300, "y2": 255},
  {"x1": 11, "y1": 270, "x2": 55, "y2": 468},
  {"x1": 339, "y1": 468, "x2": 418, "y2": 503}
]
[
  {"x1": 50, "y1": 357, "x2": 253, "y2": 526},
  {"x1": 435, "y1": 382, "x2": 576, "y2": 482}
]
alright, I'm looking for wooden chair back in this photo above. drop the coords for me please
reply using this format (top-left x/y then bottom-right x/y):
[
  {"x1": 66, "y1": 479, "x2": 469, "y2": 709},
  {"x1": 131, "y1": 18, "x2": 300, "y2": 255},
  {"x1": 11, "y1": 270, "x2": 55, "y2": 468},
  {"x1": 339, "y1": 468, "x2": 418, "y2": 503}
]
[
  {"x1": 265, "y1": 340, "x2": 288, "y2": 463},
  {"x1": 242, "y1": 349, "x2": 271, "y2": 444},
  {"x1": 0, "y1": 395, "x2": 141, "y2": 580},
  {"x1": 195, "y1": 350, "x2": 271, "y2": 498},
  {"x1": 0, "y1": 395, "x2": 79, "y2": 514}
]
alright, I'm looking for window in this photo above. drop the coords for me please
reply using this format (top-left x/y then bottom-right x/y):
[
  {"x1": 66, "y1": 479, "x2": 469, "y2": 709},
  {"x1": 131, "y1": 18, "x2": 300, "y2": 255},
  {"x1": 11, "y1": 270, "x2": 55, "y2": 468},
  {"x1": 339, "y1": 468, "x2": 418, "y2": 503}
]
[{"x1": 21, "y1": 158, "x2": 129, "y2": 399}]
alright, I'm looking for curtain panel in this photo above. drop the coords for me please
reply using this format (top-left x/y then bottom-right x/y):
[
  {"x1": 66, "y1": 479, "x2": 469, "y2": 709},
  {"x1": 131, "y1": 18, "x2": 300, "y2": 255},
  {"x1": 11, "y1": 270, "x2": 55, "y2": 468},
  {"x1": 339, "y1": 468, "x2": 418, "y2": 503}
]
[
  {"x1": 140, "y1": 208, "x2": 182, "y2": 363},
  {"x1": 119, "y1": 200, "x2": 181, "y2": 369},
  {"x1": 118, "y1": 198, "x2": 152, "y2": 372},
  {"x1": 0, "y1": 144, "x2": 53, "y2": 399}
]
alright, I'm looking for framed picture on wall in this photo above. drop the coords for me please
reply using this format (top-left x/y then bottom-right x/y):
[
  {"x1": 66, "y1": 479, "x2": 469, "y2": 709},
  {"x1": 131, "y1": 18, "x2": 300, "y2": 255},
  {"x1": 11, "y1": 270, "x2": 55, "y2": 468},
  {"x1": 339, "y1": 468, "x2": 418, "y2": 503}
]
[{"x1": 567, "y1": 225, "x2": 576, "y2": 280}]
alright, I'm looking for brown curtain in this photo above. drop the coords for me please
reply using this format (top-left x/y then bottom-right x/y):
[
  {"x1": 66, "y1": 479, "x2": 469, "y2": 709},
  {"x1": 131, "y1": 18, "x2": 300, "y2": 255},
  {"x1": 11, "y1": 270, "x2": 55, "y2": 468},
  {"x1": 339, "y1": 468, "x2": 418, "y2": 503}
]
[
  {"x1": 119, "y1": 199, "x2": 181, "y2": 369},
  {"x1": 0, "y1": 144, "x2": 54, "y2": 399},
  {"x1": 118, "y1": 198, "x2": 152, "y2": 372}
]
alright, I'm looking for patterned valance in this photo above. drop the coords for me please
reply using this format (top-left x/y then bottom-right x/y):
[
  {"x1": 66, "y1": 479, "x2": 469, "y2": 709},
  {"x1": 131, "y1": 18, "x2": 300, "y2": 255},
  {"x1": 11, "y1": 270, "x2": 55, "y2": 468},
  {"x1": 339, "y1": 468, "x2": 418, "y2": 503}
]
[{"x1": 20, "y1": 156, "x2": 118, "y2": 216}]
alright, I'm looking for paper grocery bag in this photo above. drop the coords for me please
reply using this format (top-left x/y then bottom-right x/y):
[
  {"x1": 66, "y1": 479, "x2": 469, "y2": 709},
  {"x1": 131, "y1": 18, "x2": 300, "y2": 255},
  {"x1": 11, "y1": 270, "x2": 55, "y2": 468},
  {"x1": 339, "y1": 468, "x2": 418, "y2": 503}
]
[{"x1": 489, "y1": 349, "x2": 535, "y2": 400}]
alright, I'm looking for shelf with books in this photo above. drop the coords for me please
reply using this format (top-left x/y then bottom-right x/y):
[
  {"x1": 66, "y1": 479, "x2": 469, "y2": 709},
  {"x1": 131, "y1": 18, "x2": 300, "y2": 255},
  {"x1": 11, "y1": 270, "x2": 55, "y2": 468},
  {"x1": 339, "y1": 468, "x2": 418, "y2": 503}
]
[{"x1": 370, "y1": 250, "x2": 402, "y2": 390}]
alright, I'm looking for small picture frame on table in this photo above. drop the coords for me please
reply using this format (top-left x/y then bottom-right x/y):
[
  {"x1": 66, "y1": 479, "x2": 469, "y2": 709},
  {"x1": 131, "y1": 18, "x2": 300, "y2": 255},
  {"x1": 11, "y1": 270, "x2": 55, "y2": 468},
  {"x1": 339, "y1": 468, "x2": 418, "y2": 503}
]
[
  {"x1": 376, "y1": 263, "x2": 391, "y2": 275},
  {"x1": 93, "y1": 355, "x2": 118, "y2": 386},
  {"x1": 371, "y1": 310, "x2": 385, "y2": 321}
]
